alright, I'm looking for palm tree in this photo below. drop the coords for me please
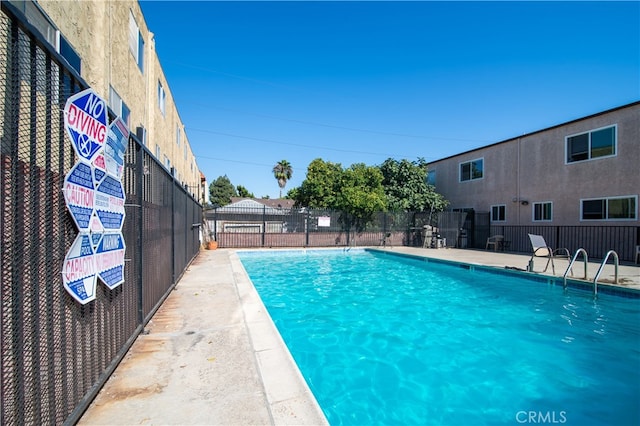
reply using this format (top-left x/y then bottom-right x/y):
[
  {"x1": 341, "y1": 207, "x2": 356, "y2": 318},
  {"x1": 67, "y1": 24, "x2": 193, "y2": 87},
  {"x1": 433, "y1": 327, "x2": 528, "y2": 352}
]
[{"x1": 272, "y1": 160, "x2": 293, "y2": 198}]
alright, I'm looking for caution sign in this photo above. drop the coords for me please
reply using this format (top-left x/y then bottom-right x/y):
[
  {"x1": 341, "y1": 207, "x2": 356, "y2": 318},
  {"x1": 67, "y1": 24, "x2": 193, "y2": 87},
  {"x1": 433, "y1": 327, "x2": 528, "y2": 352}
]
[
  {"x1": 61, "y1": 233, "x2": 97, "y2": 304},
  {"x1": 64, "y1": 88, "x2": 108, "y2": 164},
  {"x1": 95, "y1": 232, "x2": 126, "y2": 289},
  {"x1": 62, "y1": 162, "x2": 95, "y2": 232}
]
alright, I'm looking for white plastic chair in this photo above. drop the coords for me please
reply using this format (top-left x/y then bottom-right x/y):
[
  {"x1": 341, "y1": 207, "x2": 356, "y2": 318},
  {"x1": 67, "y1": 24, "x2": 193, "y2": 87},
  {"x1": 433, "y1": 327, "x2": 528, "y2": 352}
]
[{"x1": 485, "y1": 235, "x2": 504, "y2": 251}]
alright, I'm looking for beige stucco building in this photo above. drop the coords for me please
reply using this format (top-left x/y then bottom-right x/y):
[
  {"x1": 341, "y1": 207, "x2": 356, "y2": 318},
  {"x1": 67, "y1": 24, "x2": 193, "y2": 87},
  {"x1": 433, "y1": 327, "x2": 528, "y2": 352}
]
[
  {"x1": 427, "y1": 101, "x2": 640, "y2": 227},
  {"x1": 7, "y1": 0, "x2": 202, "y2": 199}
]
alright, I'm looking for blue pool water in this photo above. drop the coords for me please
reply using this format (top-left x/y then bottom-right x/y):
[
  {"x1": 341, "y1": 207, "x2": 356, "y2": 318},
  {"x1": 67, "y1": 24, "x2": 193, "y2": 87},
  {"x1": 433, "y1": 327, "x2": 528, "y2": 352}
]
[{"x1": 239, "y1": 249, "x2": 640, "y2": 425}]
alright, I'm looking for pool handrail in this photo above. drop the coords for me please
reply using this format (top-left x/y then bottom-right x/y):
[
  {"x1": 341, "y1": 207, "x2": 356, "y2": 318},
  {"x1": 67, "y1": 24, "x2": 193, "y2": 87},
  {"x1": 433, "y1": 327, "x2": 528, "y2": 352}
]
[
  {"x1": 563, "y1": 248, "x2": 588, "y2": 290},
  {"x1": 593, "y1": 250, "x2": 619, "y2": 297}
]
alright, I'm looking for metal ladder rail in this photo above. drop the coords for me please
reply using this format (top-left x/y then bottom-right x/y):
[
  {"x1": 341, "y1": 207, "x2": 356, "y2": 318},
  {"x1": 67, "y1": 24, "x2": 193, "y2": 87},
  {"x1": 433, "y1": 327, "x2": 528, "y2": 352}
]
[
  {"x1": 592, "y1": 250, "x2": 619, "y2": 297},
  {"x1": 563, "y1": 248, "x2": 588, "y2": 290}
]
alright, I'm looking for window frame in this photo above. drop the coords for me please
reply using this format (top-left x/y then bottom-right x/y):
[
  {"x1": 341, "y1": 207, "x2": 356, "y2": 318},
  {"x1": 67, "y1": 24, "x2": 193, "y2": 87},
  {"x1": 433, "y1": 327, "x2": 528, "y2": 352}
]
[
  {"x1": 459, "y1": 158, "x2": 484, "y2": 182},
  {"x1": 108, "y1": 86, "x2": 131, "y2": 127},
  {"x1": 532, "y1": 201, "x2": 553, "y2": 222},
  {"x1": 580, "y1": 195, "x2": 637, "y2": 221},
  {"x1": 565, "y1": 124, "x2": 617, "y2": 164},
  {"x1": 129, "y1": 11, "x2": 144, "y2": 72},
  {"x1": 491, "y1": 204, "x2": 506, "y2": 222},
  {"x1": 157, "y1": 81, "x2": 166, "y2": 116}
]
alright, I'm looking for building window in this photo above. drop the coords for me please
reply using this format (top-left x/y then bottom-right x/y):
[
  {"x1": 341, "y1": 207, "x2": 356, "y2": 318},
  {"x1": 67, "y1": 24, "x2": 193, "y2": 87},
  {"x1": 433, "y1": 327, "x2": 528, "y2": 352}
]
[
  {"x1": 129, "y1": 11, "x2": 144, "y2": 72},
  {"x1": 176, "y1": 125, "x2": 181, "y2": 146},
  {"x1": 164, "y1": 155, "x2": 171, "y2": 171},
  {"x1": 581, "y1": 196, "x2": 636, "y2": 220},
  {"x1": 533, "y1": 202, "x2": 552, "y2": 222},
  {"x1": 155, "y1": 144, "x2": 161, "y2": 159},
  {"x1": 566, "y1": 125, "x2": 616, "y2": 163},
  {"x1": 460, "y1": 158, "x2": 483, "y2": 182},
  {"x1": 157, "y1": 81, "x2": 166, "y2": 116},
  {"x1": 59, "y1": 34, "x2": 82, "y2": 74},
  {"x1": 491, "y1": 205, "x2": 505, "y2": 222},
  {"x1": 15, "y1": 1, "x2": 82, "y2": 74},
  {"x1": 108, "y1": 86, "x2": 130, "y2": 126},
  {"x1": 427, "y1": 170, "x2": 436, "y2": 186}
]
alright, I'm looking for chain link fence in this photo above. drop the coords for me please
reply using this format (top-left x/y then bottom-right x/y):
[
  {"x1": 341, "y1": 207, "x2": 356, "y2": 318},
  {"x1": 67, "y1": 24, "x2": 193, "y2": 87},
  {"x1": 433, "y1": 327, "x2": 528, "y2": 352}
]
[{"x1": 1, "y1": 4, "x2": 201, "y2": 424}]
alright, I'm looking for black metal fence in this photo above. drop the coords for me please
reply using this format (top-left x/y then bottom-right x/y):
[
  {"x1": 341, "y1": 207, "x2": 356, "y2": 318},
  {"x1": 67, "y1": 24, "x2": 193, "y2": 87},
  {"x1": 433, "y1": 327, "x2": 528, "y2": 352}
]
[
  {"x1": 488, "y1": 224, "x2": 639, "y2": 262},
  {"x1": 205, "y1": 207, "x2": 468, "y2": 248},
  {"x1": 206, "y1": 206, "x2": 639, "y2": 262},
  {"x1": 1, "y1": 4, "x2": 201, "y2": 425}
]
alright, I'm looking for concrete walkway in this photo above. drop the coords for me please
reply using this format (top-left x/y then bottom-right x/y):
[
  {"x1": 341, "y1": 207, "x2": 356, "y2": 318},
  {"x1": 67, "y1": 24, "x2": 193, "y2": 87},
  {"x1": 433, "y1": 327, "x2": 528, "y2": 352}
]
[
  {"x1": 79, "y1": 246, "x2": 639, "y2": 425},
  {"x1": 79, "y1": 249, "x2": 328, "y2": 425}
]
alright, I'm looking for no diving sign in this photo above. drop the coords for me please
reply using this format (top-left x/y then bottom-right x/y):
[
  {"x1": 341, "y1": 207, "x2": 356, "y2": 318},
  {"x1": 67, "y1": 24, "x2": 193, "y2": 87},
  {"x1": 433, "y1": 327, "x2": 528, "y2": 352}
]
[{"x1": 64, "y1": 88, "x2": 108, "y2": 164}]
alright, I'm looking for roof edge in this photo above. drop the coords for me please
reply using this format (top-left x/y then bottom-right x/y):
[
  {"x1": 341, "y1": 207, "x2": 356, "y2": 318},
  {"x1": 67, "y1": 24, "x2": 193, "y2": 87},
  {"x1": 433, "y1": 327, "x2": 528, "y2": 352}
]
[{"x1": 427, "y1": 100, "x2": 640, "y2": 165}]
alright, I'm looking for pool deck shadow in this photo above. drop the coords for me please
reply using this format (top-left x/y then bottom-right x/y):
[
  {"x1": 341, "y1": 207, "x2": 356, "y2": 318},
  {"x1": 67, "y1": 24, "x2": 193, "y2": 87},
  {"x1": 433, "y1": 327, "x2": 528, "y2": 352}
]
[{"x1": 79, "y1": 246, "x2": 639, "y2": 425}]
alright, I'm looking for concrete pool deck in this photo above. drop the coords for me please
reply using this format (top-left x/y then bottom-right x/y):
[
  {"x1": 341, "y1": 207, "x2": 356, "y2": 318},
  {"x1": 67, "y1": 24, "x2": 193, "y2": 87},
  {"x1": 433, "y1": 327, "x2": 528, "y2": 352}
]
[{"x1": 79, "y1": 247, "x2": 639, "y2": 425}]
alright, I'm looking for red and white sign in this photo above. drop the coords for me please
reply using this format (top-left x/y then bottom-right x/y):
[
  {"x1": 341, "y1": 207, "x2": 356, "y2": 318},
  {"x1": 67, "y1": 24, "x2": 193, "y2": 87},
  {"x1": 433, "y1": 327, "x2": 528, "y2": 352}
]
[
  {"x1": 64, "y1": 88, "x2": 108, "y2": 164},
  {"x1": 61, "y1": 233, "x2": 97, "y2": 305},
  {"x1": 62, "y1": 162, "x2": 95, "y2": 232}
]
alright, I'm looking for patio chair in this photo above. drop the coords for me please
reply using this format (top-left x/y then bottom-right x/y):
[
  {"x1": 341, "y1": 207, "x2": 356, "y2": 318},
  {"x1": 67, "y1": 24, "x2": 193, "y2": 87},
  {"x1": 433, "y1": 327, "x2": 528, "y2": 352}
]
[
  {"x1": 527, "y1": 234, "x2": 572, "y2": 275},
  {"x1": 485, "y1": 235, "x2": 504, "y2": 251}
]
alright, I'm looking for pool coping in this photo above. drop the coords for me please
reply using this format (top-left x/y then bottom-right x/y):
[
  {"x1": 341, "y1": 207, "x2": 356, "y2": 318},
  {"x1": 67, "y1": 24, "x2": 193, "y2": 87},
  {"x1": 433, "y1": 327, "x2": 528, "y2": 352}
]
[
  {"x1": 229, "y1": 251, "x2": 330, "y2": 425},
  {"x1": 369, "y1": 248, "x2": 640, "y2": 299}
]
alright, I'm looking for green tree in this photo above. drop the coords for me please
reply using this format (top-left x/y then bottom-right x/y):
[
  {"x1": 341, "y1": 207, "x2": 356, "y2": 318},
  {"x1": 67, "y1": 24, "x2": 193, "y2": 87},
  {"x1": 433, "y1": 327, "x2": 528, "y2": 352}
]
[
  {"x1": 379, "y1": 157, "x2": 448, "y2": 212},
  {"x1": 336, "y1": 163, "x2": 387, "y2": 233},
  {"x1": 236, "y1": 185, "x2": 254, "y2": 198},
  {"x1": 293, "y1": 158, "x2": 343, "y2": 208},
  {"x1": 292, "y1": 159, "x2": 386, "y2": 233},
  {"x1": 209, "y1": 175, "x2": 237, "y2": 207},
  {"x1": 285, "y1": 187, "x2": 299, "y2": 200},
  {"x1": 272, "y1": 160, "x2": 293, "y2": 198}
]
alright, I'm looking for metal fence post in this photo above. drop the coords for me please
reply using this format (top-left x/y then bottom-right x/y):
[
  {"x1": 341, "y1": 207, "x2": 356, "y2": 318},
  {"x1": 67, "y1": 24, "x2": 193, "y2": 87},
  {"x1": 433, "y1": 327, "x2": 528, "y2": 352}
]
[
  {"x1": 214, "y1": 208, "x2": 217, "y2": 243},
  {"x1": 305, "y1": 210, "x2": 310, "y2": 246},
  {"x1": 136, "y1": 144, "x2": 144, "y2": 326},
  {"x1": 171, "y1": 168, "x2": 176, "y2": 285},
  {"x1": 262, "y1": 204, "x2": 266, "y2": 247}
]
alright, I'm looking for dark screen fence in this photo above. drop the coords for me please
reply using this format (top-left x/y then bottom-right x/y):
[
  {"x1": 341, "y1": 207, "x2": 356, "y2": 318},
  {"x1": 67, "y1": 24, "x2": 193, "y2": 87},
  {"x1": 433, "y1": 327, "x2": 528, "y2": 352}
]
[
  {"x1": 206, "y1": 205, "x2": 638, "y2": 262},
  {"x1": 1, "y1": 4, "x2": 201, "y2": 425},
  {"x1": 489, "y1": 225, "x2": 639, "y2": 262},
  {"x1": 205, "y1": 208, "x2": 467, "y2": 249}
]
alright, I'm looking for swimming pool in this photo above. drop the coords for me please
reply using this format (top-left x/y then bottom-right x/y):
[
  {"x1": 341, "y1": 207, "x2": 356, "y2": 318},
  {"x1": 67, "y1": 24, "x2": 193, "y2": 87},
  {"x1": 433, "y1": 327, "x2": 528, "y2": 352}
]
[{"x1": 238, "y1": 249, "x2": 640, "y2": 425}]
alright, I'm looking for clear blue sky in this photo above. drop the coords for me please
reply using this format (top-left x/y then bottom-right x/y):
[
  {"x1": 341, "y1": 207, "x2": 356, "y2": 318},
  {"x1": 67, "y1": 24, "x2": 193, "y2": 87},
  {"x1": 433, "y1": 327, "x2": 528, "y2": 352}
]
[{"x1": 139, "y1": 0, "x2": 639, "y2": 199}]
